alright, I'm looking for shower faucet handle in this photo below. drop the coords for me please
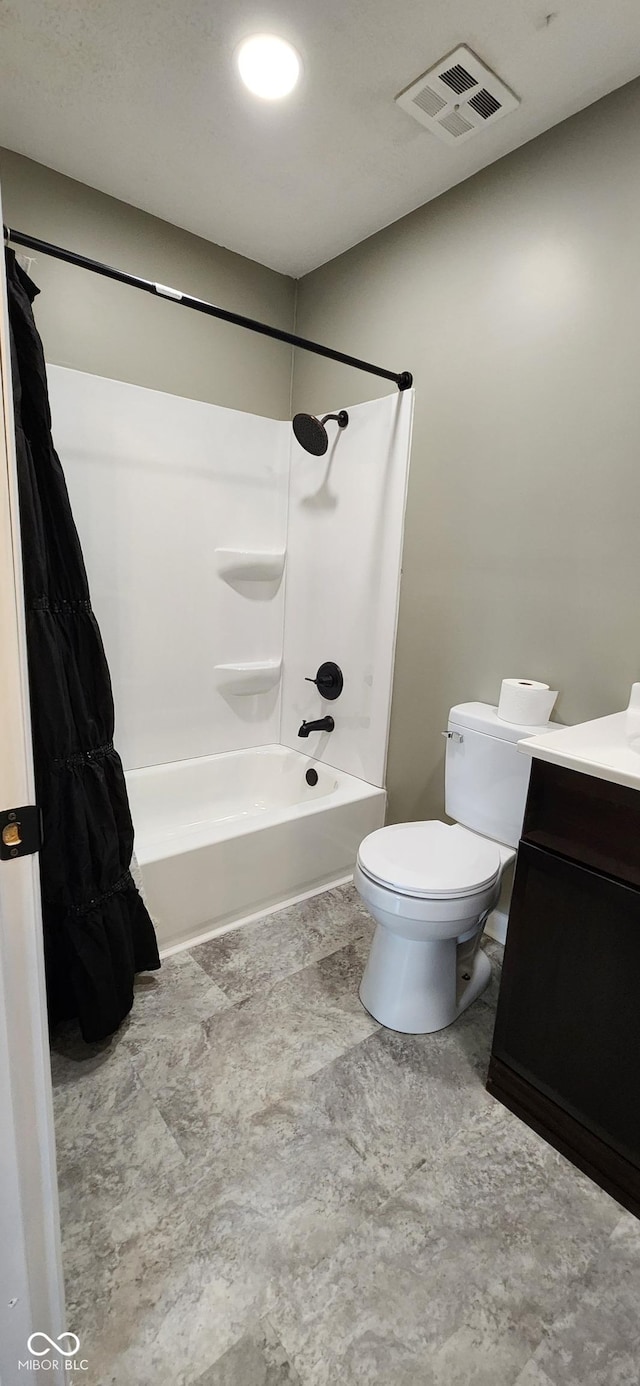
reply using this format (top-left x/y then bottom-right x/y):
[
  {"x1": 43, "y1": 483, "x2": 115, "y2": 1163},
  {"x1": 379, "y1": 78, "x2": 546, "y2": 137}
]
[{"x1": 304, "y1": 661, "x2": 344, "y2": 701}]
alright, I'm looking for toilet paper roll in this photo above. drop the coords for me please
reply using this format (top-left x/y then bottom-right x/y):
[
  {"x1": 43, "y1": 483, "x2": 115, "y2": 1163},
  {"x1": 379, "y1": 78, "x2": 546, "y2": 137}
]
[{"x1": 497, "y1": 678, "x2": 558, "y2": 727}]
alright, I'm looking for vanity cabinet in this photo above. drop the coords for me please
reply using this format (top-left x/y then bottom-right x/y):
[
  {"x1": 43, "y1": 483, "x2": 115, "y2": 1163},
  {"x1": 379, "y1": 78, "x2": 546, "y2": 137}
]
[{"x1": 487, "y1": 758, "x2": 640, "y2": 1216}]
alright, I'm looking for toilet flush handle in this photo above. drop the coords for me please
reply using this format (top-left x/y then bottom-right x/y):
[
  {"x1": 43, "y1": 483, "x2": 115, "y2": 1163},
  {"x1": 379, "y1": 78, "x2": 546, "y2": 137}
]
[{"x1": 441, "y1": 730, "x2": 464, "y2": 743}]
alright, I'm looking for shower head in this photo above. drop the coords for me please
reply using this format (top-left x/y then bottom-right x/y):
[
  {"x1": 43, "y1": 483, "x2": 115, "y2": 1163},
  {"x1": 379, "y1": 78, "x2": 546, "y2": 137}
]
[{"x1": 292, "y1": 410, "x2": 349, "y2": 456}]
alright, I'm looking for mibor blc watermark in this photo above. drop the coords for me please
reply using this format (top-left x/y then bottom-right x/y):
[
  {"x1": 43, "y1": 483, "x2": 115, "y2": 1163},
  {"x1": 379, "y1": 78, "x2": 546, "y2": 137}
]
[{"x1": 18, "y1": 1332, "x2": 88, "y2": 1373}]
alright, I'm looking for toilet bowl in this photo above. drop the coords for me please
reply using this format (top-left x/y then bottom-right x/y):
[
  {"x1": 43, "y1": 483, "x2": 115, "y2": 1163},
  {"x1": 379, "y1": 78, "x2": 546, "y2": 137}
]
[
  {"x1": 354, "y1": 701, "x2": 559, "y2": 1035},
  {"x1": 356, "y1": 821, "x2": 501, "y2": 1033}
]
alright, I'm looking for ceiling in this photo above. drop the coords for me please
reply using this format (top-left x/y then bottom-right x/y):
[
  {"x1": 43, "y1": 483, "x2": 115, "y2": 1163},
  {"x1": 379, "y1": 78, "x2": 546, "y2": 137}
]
[{"x1": 1, "y1": 0, "x2": 640, "y2": 278}]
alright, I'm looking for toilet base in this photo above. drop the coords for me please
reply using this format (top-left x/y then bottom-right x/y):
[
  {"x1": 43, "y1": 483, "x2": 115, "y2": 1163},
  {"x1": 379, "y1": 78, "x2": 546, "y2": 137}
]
[{"x1": 359, "y1": 925, "x2": 491, "y2": 1034}]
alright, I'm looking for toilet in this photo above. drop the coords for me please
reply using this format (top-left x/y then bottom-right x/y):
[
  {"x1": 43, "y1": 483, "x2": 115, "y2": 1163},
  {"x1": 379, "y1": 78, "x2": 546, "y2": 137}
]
[{"x1": 355, "y1": 701, "x2": 557, "y2": 1034}]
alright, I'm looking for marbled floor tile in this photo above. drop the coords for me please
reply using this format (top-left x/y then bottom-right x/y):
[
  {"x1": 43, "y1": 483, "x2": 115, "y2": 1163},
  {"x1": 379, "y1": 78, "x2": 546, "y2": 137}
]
[
  {"x1": 193, "y1": 883, "x2": 371, "y2": 1002},
  {"x1": 63, "y1": 1178, "x2": 268, "y2": 1386},
  {"x1": 422, "y1": 1303, "x2": 549, "y2": 1386},
  {"x1": 480, "y1": 939, "x2": 504, "y2": 1009},
  {"x1": 269, "y1": 1102, "x2": 622, "y2": 1386},
  {"x1": 134, "y1": 937, "x2": 379, "y2": 1161},
  {"x1": 55, "y1": 886, "x2": 635, "y2": 1386},
  {"x1": 51, "y1": 1044, "x2": 145, "y2": 1228},
  {"x1": 50, "y1": 951, "x2": 228, "y2": 1115},
  {"x1": 50, "y1": 1027, "x2": 137, "y2": 1131},
  {"x1": 206, "y1": 1107, "x2": 386, "y2": 1288},
  {"x1": 57, "y1": 928, "x2": 386, "y2": 1386},
  {"x1": 50, "y1": 958, "x2": 226, "y2": 1228},
  {"x1": 120, "y1": 950, "x2": 230, "y2": 1047},
  {"x1": 484, "y1": 938, "x2": 504, "y2": 963},
  {"x1": 55, "y1": 1072, "x2": 185, "y2": 1230},
  {"x1": 524, "y1": 1211, "x2": 640, "y2": 1385},
  {"x1": 193, "y1": 1320, "x2": 303, "y2": 1385},
  {"x1": 63, "y1": 1098, "x2": 387, "y2": 1386},
  {"x1": 513, "y1": 1361, "x2": 557, "y2": 1385},
  {"x1": 277, "y1": 995, "x2": 497, "y2": 1195}
]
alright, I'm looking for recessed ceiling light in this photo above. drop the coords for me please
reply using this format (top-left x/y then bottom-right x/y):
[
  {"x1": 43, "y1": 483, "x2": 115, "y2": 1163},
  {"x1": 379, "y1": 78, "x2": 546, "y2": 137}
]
[{"x1": 237, "y1": 34, "x2": 301, "y2": 100}]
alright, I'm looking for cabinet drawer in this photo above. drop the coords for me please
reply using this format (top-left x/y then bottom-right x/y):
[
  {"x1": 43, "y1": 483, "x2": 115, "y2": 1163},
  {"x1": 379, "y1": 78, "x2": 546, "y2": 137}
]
[
  {"x1": 522, "y1": 759, "x2": 640, "y2": 887},
  {"x1": 493, "y1": 842, "x2": 640, "y2": 1166}
]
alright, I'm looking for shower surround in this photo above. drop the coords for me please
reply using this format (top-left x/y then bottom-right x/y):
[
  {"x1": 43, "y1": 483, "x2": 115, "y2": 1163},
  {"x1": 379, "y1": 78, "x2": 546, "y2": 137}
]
[{"x1": 47, "y1": 365, "x2": 413, "y2": 949}]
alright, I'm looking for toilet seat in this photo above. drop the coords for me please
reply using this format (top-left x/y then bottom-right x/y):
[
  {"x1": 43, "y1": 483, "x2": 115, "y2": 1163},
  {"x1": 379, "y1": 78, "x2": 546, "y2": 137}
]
[{"x1": 356, "y1": 820, "x2": 501, "y2": 900}]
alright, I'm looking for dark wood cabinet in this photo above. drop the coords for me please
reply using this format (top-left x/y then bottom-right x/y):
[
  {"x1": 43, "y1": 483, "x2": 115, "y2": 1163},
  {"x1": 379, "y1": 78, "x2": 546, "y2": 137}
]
[{"x1": 487, "y1": 758, "x2": 640, "y2": 1217}]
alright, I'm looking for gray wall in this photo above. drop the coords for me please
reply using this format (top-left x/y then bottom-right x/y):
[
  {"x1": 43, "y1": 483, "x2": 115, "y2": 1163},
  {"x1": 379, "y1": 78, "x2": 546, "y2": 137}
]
[
  {"x1": 0, "y1": 148, "x2": 296, "y2": 418},
  {"x1": 293, "y1": 79, "x2": 640, "y2": 824}
]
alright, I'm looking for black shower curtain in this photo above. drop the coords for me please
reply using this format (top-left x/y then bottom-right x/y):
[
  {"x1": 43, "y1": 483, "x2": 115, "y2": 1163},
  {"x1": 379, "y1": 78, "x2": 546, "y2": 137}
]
[{"x1": 5, "y1": 248, "x2": 160, "y2": 1042}]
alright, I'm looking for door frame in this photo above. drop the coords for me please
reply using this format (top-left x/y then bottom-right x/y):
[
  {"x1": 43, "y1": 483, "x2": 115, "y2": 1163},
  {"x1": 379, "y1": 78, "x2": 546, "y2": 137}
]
[{"x1": 0, "y1": 220, "x2": 68, "y2": 1383}]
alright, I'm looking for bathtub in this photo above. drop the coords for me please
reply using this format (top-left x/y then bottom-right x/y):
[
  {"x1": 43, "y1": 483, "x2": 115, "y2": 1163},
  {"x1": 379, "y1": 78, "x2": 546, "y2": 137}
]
[{"x1": 126, "y1": 745, "x2": 386, "y2": 952}]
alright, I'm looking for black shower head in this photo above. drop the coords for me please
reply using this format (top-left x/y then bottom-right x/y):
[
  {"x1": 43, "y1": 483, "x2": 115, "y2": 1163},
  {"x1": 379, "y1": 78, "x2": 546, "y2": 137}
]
[{"x1": 292, "y1": 410, "x2": 349, "y2": 456}]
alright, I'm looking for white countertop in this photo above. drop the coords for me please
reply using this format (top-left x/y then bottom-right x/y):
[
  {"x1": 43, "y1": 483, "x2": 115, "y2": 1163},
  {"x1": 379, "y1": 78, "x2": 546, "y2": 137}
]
[{"x1": 518, "y1": 711, "x2": 640, "y2": 792}]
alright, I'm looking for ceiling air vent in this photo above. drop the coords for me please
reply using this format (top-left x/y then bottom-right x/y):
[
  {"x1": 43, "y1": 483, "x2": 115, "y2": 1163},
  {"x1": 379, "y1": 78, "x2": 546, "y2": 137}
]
[
  {"x1": 395, "y1": 45, "x2": 519, "y2": 145},
  {"x1": 439, "y1": 110, "x2": 474, "y2": 139},
  {"x1": 440, "y1": 62, "x2": 477, "y2": 95}
]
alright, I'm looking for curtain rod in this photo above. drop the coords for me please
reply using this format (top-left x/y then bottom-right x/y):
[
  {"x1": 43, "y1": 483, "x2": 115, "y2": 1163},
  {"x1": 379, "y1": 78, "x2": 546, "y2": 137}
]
[{"x1": 4, "y1": 226, "x2": 413, "y2": 392}]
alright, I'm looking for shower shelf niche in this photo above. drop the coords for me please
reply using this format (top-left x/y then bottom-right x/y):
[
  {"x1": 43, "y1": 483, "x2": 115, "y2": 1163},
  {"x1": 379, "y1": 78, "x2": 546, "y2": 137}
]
[
  {"x1": 215, "y1": 659, "x2": 282, "y2": 696},
  {"x1": 215, "y1": 548, "x2": 286, "y2": 584}
]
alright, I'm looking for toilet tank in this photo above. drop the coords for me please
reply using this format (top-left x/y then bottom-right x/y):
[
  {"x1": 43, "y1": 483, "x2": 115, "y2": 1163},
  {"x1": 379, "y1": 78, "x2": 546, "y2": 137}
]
[{"x1": 444, "y1": 702, "x2": 558, "y2": 848}]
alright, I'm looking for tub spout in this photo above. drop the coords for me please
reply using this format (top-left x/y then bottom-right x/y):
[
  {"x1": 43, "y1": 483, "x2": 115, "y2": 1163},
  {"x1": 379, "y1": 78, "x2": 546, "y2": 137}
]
[{"x1": 298, "y1": 716, "x2": 335, "y2": 737}]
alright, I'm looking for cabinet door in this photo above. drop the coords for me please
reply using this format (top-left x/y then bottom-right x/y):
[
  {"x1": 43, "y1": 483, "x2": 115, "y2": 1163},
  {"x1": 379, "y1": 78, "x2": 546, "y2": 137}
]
[{"x1": 492, "y1": 842, "x2": 640, "y2": 1166}]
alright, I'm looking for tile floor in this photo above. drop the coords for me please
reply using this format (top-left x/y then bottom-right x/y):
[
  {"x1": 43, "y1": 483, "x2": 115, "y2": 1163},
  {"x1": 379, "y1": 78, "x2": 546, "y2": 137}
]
[{"x1": 50, "y1": 884, "x2": 640, "y2": 1385}]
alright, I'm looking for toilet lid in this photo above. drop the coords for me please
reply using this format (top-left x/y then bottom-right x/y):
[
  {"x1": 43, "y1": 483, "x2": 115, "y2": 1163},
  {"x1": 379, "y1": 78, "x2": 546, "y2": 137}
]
[{"x1": 357, "y1": 821, "x2": 501, "y2": 900}]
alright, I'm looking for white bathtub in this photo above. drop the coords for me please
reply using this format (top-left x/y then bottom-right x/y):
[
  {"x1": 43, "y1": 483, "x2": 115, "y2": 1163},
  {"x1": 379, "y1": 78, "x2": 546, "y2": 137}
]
[{"x1": 126, "y1": 745, "x2": 386, "y2": 952}]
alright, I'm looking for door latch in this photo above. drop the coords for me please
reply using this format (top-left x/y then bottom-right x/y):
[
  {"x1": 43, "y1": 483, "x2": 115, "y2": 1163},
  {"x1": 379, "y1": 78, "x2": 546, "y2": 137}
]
[{"x1": 0, "y1": 806, "x2": 43, "y2": 861}]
